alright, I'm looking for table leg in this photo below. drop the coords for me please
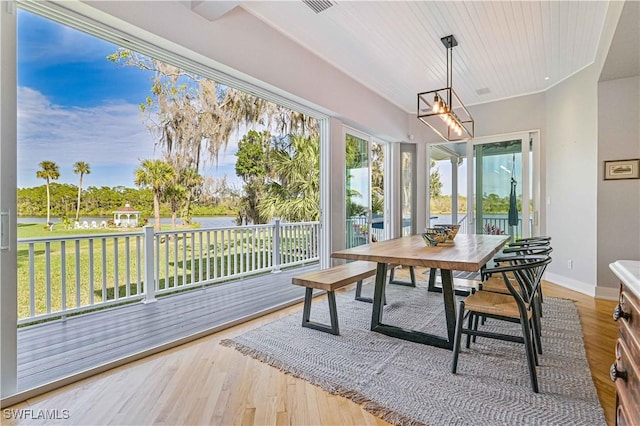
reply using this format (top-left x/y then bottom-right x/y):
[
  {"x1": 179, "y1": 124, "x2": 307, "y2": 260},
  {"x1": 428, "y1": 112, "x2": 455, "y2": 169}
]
[
  {"x1": 440, "y1": 268, "x2": 457, "y2": 344},
  {"x1": 371, "y1": 262, "x2": 388, "y2": 329},
  {"x1": 370, "y1": 264, "x2": 455, "y2": 350},
  {"x1": 428, "y1": 268, "x2": 437, "y2": 292}
]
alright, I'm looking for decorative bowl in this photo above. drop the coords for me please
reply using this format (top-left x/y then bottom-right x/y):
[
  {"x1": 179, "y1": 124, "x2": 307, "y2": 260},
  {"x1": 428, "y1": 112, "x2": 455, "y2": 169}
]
[
  {"x1": 421, "y1": 233, "x2": 438, "y2": 247},
  {"x1": 435, "y1": 224, "x2": 460, "y2": 240},
  {"x1": 423, "y1": 228, "x2": 448, "y2": 245}
]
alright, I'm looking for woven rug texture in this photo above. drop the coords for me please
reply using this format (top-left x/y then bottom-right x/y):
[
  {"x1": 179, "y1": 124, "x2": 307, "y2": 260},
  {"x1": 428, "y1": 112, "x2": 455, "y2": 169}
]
[{"x1": 221, "y1": 281, "x2": 605, "y2": 426}]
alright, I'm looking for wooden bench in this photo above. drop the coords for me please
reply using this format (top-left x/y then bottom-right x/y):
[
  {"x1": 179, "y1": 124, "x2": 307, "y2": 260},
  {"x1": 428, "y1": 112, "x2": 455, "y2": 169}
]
[{"x1": 292, "y1": 261, "x2": 377, "y2": 335}]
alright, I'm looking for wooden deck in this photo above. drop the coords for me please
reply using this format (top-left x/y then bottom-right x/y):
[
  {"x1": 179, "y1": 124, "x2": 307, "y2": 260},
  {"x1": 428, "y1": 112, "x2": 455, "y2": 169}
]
[{"x1": 16, "y1": 265, "x2": 316, "y2": 393}]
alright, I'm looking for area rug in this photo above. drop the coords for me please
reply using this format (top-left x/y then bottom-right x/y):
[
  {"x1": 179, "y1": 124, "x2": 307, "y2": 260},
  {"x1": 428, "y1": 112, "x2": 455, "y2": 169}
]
[{"x1": 221, "y1": 282, "x2": 605, "y2": 425}]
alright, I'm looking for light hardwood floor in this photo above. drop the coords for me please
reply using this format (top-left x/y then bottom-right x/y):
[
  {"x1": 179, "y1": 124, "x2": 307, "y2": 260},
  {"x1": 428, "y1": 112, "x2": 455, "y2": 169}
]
[{"x1": 6, "y1": 273, "x2": 618, "y2": 425}]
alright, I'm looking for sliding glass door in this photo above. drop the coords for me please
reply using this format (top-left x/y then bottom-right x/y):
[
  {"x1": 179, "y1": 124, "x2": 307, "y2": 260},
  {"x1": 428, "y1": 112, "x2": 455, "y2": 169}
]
[
  {"x1": 428, "y1": 131, "x2": 538, "y2": 239},
  {"x1": 472, "y1": 139, "x2": 525, "y2": 239},
  {"x1": 345, "y1": 129, "x2": 386, "y2": 247},
  {"x1": 345, "y1": 132, "x2": 370, "y2": 248}
]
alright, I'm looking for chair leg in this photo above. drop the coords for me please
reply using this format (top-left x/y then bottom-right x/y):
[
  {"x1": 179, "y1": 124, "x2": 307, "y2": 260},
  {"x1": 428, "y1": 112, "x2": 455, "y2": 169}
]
[
  {"x1": 465, "y1": 312, "x2": 473, "y2": 348},
  {"x1": 521, "y1": 313, "x2": 539, "y2": 393},
  {"x1": 531, "y1": 315, "x2": 543, "y2": 356},
  {"x1": 534, "y1": 294, "x2": 543, "y2": 332},
  {"x1": 451, "y1": 301, "x2": 466, "y2": 374},
  {"x1": 472, "y1": 314, "x2": 479, "y2": 343}
]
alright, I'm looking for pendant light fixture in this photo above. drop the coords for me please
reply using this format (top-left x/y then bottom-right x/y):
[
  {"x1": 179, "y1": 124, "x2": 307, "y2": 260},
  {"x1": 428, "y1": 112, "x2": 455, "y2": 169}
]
[{"x1": 417, "y1": 35, "x2": 474, "y2": 142}]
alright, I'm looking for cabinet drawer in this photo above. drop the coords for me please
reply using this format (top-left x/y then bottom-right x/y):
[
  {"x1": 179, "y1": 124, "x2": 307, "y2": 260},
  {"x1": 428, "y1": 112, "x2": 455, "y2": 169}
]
[
  {"x1": 618, "y1": 319, "x2": 640, "y2": 360},
  {"x1": 616, "y1": 386, "x2": 640, "y2": 426},
  {"x1": 617, "y1": 404, "x2": 630, "y2": 426},
  {"x1": 617, "y1": 403, "x2": 636, "y2": 426},
  {"x1": 618, "y1": 290, "x2": 639, "y2": 336},
  {"x1": 613, "y1": 339, "x2": 640, "y2": 424}
]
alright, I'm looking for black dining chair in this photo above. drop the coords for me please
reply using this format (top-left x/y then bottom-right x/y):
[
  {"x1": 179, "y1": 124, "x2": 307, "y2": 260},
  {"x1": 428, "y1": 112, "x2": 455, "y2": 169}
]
[
  {"x1": 478, "y1": 249, "x2": 552, "y2": 350},
  {"x1": 451, "y1": 255, "x2": 552, "y2": 393}
]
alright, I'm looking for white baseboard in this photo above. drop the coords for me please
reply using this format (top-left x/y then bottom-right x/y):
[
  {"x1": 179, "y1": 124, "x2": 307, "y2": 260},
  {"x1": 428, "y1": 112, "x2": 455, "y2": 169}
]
[
  {"x1": 545, "y1": 272, "x2": 620, "y2": 300},
  {"x1": 545, "y1": 272, "x2": 596, "y2": 297},
  {"x1": 594, "y1": 286, "x2": 619, "y2": 301}
]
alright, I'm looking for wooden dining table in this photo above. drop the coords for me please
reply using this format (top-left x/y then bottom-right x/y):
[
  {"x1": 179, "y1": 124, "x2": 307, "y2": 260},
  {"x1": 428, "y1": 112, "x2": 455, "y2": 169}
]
[{"x1": 331, "y1": 234, "x2": 510, "y2": 350}]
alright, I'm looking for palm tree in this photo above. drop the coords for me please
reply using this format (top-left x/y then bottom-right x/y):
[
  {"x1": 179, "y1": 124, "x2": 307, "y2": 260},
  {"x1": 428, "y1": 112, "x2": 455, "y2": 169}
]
[
  {"x1": 36, "y1": 161, "x2": 60, "y2": 227},
  {"x1": 73, "y1": 161, "x2": 91, "y2": 221},
  {"x1": 163, "y1": 183, "x2": 186, "y2": 230},
  {"x1": 259, "y1": 135, "x2": 320, "y2": 222},
  {"x1": 180, "y1": 167, "x2": 204, "y2": 225},
  {"x1": 134, "y1": 159, "x2": 177, "y2": 231}
]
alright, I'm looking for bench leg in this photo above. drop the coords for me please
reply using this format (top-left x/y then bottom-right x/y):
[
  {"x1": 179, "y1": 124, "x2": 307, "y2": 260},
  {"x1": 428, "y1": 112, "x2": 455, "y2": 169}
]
[
  {"x1": 389, "y1": 265, "x2": 416, "y2": 287},
  {"x1": 355, "y1": 279, "x2": 369, "y2": 302},
  {"x1": 301, "y1": 288, "x2": 340, "y2": 335},
  {"x1": 355, "y1": 280, "x2": 386, "y2": 305}
]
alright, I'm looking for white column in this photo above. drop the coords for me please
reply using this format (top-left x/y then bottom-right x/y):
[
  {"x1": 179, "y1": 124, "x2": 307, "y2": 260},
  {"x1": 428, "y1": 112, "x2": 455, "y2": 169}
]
[
  {"x1": 387, "y1": 142, "x2": 401, "y2": 239},
  {"x1": 451, "y1": 156, "x2": 458, "y2": 224},
  {"x1": 319, "y1": 117, "x2": 333, "y2": 269},
  {"x1": 415, "y1": 142, "x2": 427, "y2": 233},
  {"x1": 328, "y1": 117, "x2": 345, "y2": 265},
  {"x1": 0, "y1": 0, "x2": 18, "y2": 398}
]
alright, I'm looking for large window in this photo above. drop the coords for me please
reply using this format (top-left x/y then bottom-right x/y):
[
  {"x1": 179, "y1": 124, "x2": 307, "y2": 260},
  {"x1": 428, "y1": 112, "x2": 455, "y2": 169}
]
[{"x1": 2, "y1": 4, "x2": 328, "y2": 398}]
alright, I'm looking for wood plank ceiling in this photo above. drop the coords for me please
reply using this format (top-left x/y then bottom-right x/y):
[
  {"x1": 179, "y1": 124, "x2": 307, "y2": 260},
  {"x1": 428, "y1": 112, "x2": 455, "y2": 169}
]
[{"x1": 194, "y1": 1, "x2": 611, "y2": 112}]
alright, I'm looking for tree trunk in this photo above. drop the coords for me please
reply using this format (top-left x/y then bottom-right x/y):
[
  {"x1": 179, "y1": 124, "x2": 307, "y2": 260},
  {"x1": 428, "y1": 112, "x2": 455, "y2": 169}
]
[
  {"x1": 75, "y1": 174, "x2": 83, "y2": 221},
  {"x1": 153, "y1": 192, "x2": 161, "y2": 231},
  {"x1": 171, "y1": 207, "x2": 177, "y2": 230},
  {"x1": 183, "y1": 196, "x2": 192, "y2": 225},
  {"x1": 46, "y1": 180, "x2": 51, "y2": 226}
]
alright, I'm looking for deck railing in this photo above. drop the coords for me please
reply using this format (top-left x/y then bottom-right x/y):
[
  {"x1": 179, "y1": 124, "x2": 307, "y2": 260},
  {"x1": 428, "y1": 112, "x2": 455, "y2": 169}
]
[
  {"x1": 436, "y1": 214, "x2": 532, "y2": 237},
  {"x1": 17, "y1": 219, "x2": 319, "y2": 325}
]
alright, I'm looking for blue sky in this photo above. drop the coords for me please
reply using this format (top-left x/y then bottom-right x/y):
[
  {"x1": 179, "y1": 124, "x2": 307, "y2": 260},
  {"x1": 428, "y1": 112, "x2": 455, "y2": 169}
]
[{"x1": 17, "y1": 9, "x2": 240, "y2": 189}]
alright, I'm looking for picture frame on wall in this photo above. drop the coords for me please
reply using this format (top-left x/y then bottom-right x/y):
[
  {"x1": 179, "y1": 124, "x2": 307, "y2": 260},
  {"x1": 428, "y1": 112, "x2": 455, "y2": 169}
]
[{"x1": 604, "y1": 159, "x2": 640, "y2": 180}]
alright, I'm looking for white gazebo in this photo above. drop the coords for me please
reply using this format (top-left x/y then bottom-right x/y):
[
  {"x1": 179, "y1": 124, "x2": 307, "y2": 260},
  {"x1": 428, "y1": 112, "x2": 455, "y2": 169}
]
[{"x1": 113, "y1": 203, "x2": 141, "y2": 227}]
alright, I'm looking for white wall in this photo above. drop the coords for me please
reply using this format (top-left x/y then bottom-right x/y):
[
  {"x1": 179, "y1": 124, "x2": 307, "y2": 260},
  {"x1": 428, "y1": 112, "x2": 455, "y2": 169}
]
[
  {"x1": 544, "y1": 65, "x2": 600, "y2": 294},
  {"x1": 597, "y1": 75, "x2": 640, "y2": 289}
]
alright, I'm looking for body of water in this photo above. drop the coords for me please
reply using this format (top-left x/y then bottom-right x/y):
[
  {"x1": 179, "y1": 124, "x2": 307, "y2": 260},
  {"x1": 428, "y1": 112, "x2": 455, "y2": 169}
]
[{"x1": 18, "y1": 216, "x2": 238, "y2": 229}]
